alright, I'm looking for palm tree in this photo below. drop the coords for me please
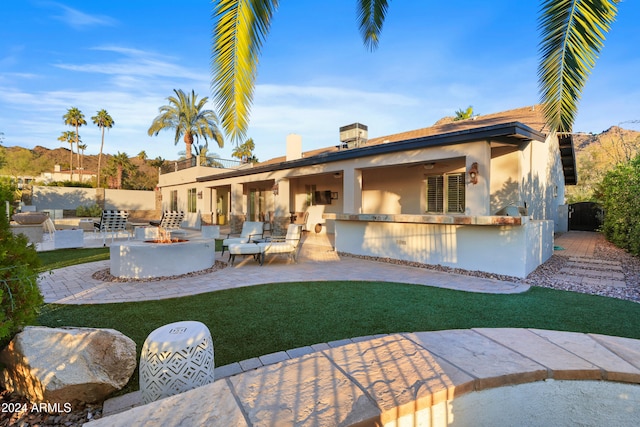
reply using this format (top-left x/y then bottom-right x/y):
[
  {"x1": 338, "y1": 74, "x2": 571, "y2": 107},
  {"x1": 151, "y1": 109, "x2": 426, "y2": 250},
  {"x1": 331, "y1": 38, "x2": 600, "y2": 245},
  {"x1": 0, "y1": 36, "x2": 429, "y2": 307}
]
[
  {"x1": 63, "y1": 107, "x2": 86, "y2": 179},
  {"x1": 106, "y1": 152, "x2": 133, "y2": 189},
  {"x1": 232, "y1": 138, "x2": 258, "y2": 163},
  {"x1": 57, "y1": 130, "x2": 78, "y2": 181},
  {"x1": 92, "y1": 109, "x2": 114, "y2": 188},
  {"x1": 148, "y1": 89, "x2": 224, "y2": 159},
  {"x1": 453, "y1": 106, "x2": 474, "y2": 121},
  {"x1": 211, "y1": 0, "x2": 619, "y2": 139}
]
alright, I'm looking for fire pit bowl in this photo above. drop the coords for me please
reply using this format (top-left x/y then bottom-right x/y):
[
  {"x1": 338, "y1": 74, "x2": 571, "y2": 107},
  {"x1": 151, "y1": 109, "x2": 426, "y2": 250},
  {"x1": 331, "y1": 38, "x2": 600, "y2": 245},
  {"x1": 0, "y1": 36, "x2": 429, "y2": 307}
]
[
  {"x1": 11, "y1": 212, "x2": 49, "y2": 225},
  {"x1": 110, "y1": 239, "x2": 215, "y2": 279}
]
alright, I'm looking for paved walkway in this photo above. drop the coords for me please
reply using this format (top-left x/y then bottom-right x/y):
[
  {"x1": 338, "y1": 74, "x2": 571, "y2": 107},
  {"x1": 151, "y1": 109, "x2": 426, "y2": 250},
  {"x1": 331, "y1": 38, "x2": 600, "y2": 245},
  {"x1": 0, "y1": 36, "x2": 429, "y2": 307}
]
[
  {"x1": 553, "y1": 231, "x2": 626, "y2": 287},
  {"x1": 39, "y1": 239, "x2": 528, "y2": 305}
]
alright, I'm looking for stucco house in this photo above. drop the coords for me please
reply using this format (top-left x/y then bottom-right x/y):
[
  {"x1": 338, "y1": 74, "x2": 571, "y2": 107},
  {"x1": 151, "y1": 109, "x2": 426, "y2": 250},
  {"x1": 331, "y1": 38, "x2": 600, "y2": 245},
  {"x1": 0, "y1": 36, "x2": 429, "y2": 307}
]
[{"x1": 157, "y1": 105, "x2": 576, "y2": 278}]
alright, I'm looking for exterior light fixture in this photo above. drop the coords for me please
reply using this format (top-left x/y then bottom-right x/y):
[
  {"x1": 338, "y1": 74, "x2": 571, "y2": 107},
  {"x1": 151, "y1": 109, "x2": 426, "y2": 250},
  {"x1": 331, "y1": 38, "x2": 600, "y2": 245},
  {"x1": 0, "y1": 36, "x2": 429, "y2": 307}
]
[
  {"x1": 468, "y1": 162, "x2": 479, "y2": 184},
  {"x1": 197, "y1": 191, "x2": 203, "y2": 199},
  {"x1": 272, "y1": 181, "x2": 279, "y2": 196}
]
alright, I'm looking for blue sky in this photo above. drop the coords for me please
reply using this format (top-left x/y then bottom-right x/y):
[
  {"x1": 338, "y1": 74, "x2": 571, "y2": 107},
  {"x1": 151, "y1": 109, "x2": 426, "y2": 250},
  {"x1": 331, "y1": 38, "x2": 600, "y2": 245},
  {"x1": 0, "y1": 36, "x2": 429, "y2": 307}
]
[{"x1": 1, "y1": 1, "x2": 639, "y2": 163}]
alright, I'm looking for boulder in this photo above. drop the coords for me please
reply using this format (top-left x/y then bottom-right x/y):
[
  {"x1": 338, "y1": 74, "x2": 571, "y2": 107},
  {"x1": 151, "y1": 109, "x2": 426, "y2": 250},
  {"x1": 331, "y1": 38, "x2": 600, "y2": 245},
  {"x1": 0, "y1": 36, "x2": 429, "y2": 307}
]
[{"x1": 0, "y1": 327, "x2": 136, "y2": 406}]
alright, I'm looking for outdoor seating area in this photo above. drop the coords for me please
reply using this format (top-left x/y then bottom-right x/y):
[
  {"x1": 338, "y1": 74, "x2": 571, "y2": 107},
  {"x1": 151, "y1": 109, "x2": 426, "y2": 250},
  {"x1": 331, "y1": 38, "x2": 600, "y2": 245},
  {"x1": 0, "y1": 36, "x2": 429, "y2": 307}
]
[
  {"x1": 93, "y1": 210, "x2": 130, "y2": 246},
  {"x1": 221, "y1": 221, "x2": 264, "y2": 255},
  {"x1": 257, "y1": 224, "x2": 302, "y2": 264},
  {"x1": 149, "y1": 210, "x2": 185, "y2": 229}
]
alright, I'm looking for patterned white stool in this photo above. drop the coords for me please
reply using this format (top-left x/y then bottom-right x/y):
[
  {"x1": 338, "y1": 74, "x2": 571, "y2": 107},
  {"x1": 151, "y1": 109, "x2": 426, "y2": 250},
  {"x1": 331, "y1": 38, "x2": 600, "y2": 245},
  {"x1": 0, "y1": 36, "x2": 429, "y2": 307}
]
[{"x1": 139, "y1": 321, "x2": 214, "y2": 404}]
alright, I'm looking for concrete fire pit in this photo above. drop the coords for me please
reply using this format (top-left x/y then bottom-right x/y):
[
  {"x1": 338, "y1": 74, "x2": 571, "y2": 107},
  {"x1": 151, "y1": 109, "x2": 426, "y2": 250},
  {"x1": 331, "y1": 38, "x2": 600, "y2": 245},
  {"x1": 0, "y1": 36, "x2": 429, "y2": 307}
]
[{"x1": 110, "y1": 239, "x2": 215, "y2": 279}]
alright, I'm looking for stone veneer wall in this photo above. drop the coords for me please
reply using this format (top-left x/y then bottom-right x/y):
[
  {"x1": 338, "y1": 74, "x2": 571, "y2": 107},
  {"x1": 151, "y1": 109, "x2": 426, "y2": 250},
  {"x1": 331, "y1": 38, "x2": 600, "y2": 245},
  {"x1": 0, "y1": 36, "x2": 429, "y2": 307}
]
[
  {"x1": 86, "y1": 328, "x2": 640, "y2": 427},
  {"x1": 272, "y1": 216, "x2": 290, "y2": 236}
]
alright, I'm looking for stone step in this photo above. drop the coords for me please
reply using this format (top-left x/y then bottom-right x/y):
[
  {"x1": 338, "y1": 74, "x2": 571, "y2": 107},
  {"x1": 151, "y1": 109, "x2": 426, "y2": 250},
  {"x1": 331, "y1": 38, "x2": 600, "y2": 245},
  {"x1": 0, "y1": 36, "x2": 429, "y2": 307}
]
[
  {"x1": 565, "y1": 261, "x2": 623, "y2": 271},
  {"x1": 568, "y1": 257, "x2": 622, "y2": 267},
  {"x1": 558, "y1": 267, "x2": 625, "y2": 280},
  {"x1": 554, "y1": 275, "x2": 626, "y2": 288}
]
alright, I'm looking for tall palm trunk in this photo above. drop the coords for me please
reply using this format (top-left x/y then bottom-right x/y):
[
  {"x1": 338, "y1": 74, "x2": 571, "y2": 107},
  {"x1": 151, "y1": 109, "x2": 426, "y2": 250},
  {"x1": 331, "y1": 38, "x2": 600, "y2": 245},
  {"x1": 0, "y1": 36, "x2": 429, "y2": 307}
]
[
  {"x1": 75, "y1": 124, "x2": 81, "y2": 181},
  {"x1": 69, "y1": 143, "x2": 74, "y2": 181},
  {"x1": 184, "y1": 133, "x2": 194, "y2": 159},
  {"x1": 97, "y1": 127, "x2": 105, "y2": 188}
]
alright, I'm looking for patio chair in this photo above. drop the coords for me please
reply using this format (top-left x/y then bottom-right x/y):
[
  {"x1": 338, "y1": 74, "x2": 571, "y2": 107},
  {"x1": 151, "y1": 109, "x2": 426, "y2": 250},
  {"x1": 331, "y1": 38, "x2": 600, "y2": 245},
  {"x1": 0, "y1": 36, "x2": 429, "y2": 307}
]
[
  {"x1": 257, "y1": 224, "x2": 302, "y2": 265},
  {"x1": 221, "y1": 221, "x2": 264, "y2": 256},
  {"x1": 150, "y1": 211, "x2": 185, "y2": 229},
  {"x1": 261, "y1": 211, "x2": 274, "y2": 236},
  {"x1": 293, "y1": 211, "x2": 310, "y2": 232},
  {"x1": 94, "y1": 210, "x2": 129, "y2": 246}
]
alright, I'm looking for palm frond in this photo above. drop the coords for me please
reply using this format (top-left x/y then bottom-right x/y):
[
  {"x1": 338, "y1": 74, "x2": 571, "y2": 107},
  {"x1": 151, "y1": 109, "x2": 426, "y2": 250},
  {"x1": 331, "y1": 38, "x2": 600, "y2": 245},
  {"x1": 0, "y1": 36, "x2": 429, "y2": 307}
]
[
  {"x1": 538, "y1": 0, "x2": 618, "y2": 132},
  {"x1": 211, "y1": 0, "x2": 278, "y2": 143},
  {"x1": 357, "y1": 0, "x2": 389, "y2": 51}
]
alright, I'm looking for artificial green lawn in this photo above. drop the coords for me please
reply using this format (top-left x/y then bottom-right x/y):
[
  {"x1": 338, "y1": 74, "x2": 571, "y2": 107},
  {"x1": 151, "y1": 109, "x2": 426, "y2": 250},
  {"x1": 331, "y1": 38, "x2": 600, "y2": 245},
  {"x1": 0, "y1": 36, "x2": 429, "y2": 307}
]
[
  {"x1": 37, "y1": 279, "x2": 640, "y2": 395},
  {"x1": 36, "y1": 247, "x2": 110, "y2": 272}
]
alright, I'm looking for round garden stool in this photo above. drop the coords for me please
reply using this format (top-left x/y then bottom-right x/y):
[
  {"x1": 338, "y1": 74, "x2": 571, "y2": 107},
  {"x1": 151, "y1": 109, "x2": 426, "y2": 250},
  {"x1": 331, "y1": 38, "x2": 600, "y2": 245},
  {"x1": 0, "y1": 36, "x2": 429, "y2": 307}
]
[{"x1": 139, "y1": 321, "x2": 215, "y2": 404}]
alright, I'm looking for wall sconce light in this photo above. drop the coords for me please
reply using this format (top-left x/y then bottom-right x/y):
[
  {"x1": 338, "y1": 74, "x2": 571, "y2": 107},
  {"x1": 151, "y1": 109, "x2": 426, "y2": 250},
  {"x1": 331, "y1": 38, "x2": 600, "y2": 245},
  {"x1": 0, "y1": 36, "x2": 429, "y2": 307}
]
[
  {"x1": 468, "y1": 162, "x2": 479, "y2": 185},
  {"x1": 423, "y1": 163, "x2": 435, "y2": 170},
  {"x1": 272, "y1": 181, "x2": 279, "y2": 196},
  {"x1": 197, "y1": 191, "x2": 203, "y2": 199}
]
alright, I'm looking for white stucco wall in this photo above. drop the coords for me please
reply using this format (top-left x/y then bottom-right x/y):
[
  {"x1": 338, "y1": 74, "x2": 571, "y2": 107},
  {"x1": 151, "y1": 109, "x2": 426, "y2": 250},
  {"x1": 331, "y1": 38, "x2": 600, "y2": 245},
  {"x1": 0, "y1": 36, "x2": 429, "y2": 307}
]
[
  {"x1": 31, "y1": 186, "x2": 155, "y2": 211},
  {"x1": 334, "y1": 219, "x2": 554, "y2": 278},
  {"x1": 420, "y1": 380, "x2": 640, "y2": 427}
]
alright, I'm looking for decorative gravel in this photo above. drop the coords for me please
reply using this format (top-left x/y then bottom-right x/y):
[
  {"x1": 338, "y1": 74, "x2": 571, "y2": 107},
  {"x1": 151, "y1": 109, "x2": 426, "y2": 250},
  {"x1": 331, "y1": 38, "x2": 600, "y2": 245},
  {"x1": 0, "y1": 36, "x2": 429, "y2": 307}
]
[
  {"x1": 91, "y1": 260, "x2": 228, "y2": 282},
  {"x1": 523, "y1": 239, "x2": 640, "y2": 303}
]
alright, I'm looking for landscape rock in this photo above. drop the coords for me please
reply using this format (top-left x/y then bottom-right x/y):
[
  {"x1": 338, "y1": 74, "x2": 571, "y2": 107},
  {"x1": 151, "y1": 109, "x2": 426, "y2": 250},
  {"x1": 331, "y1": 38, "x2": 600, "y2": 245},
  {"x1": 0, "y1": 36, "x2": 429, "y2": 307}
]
[{"x1": 0, "y1": 327, "x2": 136, "y2": 406}]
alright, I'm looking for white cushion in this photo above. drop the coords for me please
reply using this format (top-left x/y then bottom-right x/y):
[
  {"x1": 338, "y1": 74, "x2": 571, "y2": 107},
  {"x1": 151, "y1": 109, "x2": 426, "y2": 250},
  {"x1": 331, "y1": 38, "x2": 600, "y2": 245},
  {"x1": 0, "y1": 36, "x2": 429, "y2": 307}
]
[
  {"x1": 257, "y1": 242, "x2": 296, "y2": 254},
  {"x1": 228, "y1": 243, "x2": 262, "y2": 255},
  {"x1": 223, "y1": 237, "x2": 251, "y2": 246},
  {"x1": 239, "y1": 221, "x2": 264, "y2": 238}
]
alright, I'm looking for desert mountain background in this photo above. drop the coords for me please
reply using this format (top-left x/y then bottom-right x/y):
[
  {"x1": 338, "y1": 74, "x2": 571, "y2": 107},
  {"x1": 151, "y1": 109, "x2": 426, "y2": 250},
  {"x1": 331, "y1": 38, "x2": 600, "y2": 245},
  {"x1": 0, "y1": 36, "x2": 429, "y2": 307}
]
[{"x1": 2, "y1": 125, "x2": 640, "y2": 196}]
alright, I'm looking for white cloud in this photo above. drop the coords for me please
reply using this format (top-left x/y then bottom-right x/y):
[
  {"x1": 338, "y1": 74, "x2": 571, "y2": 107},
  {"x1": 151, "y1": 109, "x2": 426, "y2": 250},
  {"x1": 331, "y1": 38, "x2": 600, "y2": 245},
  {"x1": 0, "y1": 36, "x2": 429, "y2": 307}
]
[{"x1": 47, "y1": 2, "x2": 117, "y2": 29}]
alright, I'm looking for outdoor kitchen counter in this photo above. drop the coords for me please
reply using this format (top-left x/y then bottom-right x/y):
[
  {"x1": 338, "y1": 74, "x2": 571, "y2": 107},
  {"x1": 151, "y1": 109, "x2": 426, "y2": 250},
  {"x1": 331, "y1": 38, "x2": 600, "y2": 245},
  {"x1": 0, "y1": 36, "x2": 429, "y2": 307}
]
[{"x1": 323, "y1": 212, "x2": 525, "y2": 226}]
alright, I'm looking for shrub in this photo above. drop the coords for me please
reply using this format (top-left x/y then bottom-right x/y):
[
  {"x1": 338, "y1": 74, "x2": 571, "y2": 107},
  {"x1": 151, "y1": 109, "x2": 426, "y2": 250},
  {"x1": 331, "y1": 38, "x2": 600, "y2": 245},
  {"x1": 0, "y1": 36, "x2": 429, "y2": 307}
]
[
  {"x1": 46, "y1": 181, "x2": 93, "y2": 188},
  {"x1": 0, "y1": 181, "x2": 44, "y2": 345},
  {"x1": 76, "y1": 204, "x2": 103, "y2": 217},
  {"x1": 599, "y1": 155, "x2": 640, "y2": 255}
]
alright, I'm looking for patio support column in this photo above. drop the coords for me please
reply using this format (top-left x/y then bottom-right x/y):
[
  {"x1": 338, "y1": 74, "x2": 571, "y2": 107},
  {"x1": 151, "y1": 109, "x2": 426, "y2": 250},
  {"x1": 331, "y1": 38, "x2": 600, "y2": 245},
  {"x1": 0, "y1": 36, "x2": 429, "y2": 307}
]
[
  {"x1": 208, "y1": 188, "x2": 217, "y2": 224},
  {"x1": 230, "y1": 183, "x2": 244, "y2": 233},
  {"x1": 343, "y1": 168, "x2": 362, "y2": 214},
  {"x1": 274, "y1": 178, "x2": 290, "y2": 234},
  {"x1": 465, "y1": 141, "x2": 491, "y2": 215}
]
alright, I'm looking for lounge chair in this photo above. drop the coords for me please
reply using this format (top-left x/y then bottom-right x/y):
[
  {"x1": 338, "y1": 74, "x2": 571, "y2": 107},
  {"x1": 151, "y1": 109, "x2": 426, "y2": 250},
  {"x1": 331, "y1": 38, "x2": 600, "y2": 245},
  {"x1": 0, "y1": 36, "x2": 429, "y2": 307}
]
[
  {"x1": 94, "y1": 210, "x2": 129, "y2": 246},
  {"x1": 257, "y1": 224, "x2": 302, "y2": 264},
  {"x1": 150, "y1": 211, "x2": 185, "y2": 229},
  {"x1": 221, "y1": 221, "x2": 264, "y2": 256}
]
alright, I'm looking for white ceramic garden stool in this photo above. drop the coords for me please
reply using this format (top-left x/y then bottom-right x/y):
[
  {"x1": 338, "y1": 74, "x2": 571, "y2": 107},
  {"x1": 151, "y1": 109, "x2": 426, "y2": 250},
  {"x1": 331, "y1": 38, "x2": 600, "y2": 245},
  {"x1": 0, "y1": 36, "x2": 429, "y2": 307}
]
[{"x1": 139, "y1": 321, "x2": 215, "y2": 404}]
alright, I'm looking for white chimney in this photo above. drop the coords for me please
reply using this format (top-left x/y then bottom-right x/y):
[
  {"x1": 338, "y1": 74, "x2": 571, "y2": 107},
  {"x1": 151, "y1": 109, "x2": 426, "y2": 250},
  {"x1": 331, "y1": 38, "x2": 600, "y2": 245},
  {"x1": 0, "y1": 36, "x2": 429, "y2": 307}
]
[
  {"x1": 54, "y1": 164, "x2": 61, "y2": 172},
  {"x1": 286, "y1": 134, "x2": 302, "y2": 161}
]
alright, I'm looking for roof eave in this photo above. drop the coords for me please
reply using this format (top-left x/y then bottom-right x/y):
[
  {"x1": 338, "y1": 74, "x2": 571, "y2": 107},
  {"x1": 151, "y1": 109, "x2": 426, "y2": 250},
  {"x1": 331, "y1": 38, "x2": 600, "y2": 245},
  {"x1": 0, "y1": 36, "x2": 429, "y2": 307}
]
[{"x1": 197, "y1": 122, "x2": 546, "y2": 182}]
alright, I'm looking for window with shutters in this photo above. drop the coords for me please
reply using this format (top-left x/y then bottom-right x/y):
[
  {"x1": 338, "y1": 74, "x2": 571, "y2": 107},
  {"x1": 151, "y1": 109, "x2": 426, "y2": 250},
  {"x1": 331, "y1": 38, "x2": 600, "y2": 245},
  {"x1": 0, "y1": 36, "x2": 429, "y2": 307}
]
[{"x1": 426, "y1": 173, "x2": 465, "y2": 213}]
